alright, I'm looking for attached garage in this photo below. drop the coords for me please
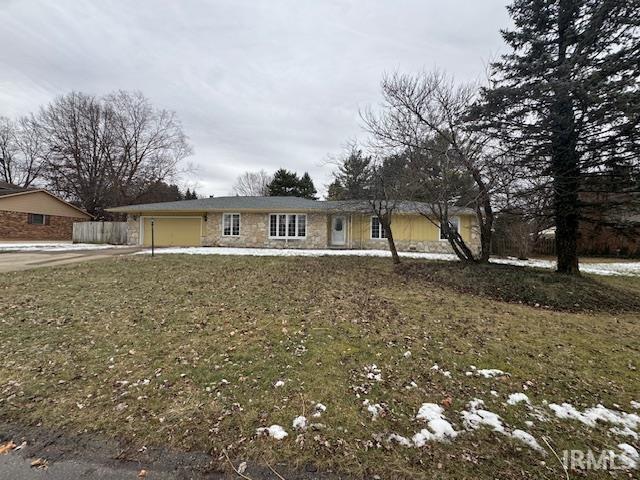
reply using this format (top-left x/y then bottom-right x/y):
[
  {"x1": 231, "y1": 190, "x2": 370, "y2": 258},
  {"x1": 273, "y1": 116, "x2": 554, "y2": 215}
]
[{"x1": 142, "y1": 217, "x2": 202, "y2": 247}]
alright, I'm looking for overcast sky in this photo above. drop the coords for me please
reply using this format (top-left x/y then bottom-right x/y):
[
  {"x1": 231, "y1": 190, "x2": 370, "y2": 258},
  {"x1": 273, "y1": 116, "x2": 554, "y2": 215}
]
[{"x1": 0, "y1": 0, "x2": 511, "y2": 197}]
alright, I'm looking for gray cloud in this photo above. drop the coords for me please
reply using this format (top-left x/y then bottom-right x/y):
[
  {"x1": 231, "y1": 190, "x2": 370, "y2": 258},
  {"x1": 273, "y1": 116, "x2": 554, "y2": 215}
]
[{"x1": 0, "y1": 0, "x2": 511, "y2": 197}]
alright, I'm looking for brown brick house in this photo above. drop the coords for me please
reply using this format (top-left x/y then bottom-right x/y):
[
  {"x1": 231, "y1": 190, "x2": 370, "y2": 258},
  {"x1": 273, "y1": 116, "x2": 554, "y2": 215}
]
[{"x1": 0, "y1": 181, "x2": 91, "y2": 241}]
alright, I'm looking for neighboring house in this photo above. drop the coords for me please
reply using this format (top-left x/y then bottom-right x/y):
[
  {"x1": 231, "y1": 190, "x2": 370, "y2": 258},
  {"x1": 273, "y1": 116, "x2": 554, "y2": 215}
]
[
  {"x1": 107, "y1": 196, "x2": 479, "y2": 253},
  {"x1": 0, "y1": 181, "x2": 91, "y2": 241}
]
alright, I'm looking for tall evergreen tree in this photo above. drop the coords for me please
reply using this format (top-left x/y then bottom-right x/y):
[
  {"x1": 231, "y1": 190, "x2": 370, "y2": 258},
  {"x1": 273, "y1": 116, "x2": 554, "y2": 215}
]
[
  {"x1": 473, "y1": 0, "x2": 640, "y2": 274},
  {"x1": 298, "y1": 172, "x2": 318, "y2": 199},
  {"x1": 326, "y1": 179, "x2": 346, "y2": 200},
  {"x1": 332, "y1": 147, "x2": 372, "y2": 200},
  {"x1": 267, "y1": 168, "x2": 301, "y2": 196}
]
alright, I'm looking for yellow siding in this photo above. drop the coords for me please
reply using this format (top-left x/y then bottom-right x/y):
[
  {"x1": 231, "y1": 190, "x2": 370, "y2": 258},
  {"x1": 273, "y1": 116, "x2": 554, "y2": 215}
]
[
  {"x1": 143, "y1": 217, "x2": 202, "y2": 246},
  {"x1": 350, "y1": 213, "x2": 473, "y2": 244}
]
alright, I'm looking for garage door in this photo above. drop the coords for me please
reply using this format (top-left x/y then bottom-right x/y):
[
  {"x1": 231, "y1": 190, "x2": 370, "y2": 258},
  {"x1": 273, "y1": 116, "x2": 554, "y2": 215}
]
[{"x1": 142, "y1": 217, "x2": 202, "y2": 247}]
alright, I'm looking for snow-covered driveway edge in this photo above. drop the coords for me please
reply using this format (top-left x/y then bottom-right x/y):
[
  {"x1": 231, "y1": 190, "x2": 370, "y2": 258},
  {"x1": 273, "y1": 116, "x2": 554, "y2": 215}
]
[
  {"x1": 135, "y1": 247, "x2": 640, "y2": 277},
  {"x1": 0, "y1": 243, "x2": 130, "y2": 252}
]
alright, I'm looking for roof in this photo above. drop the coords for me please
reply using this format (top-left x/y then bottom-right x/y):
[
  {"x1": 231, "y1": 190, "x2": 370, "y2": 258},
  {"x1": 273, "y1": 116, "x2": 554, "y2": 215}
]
[
  {"x1": 0, "y1": 180, "x2": 31, "y2": 198},
  {"x1": 107, "y1": 196, "x2": 475, "y2": 215},
  {"x1": 0, "y1": 183, "x2": 92, "y2": 218}
]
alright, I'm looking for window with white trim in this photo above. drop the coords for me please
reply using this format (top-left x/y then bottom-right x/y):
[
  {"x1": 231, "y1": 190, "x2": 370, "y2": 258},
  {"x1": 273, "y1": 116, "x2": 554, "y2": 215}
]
[
  {"x1": 223, "y1": 213, "x2": 240, "y2": 236},
  {"x1": 371, "y1": 216, "x2": 388, "y2": 239},
  {"x1": 269, "y1": 214, "x2": 306, "y2": 238},
  {"x1": 439, "y1": 216, "x2": 460, "y2": 240}
]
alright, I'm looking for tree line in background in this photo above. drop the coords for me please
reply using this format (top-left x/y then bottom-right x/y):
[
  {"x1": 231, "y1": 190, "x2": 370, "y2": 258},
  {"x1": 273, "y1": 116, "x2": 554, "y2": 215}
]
[
  {"x1": 232, "y1": 168, "x2": 318, "y2": 199},
  {"x1": 0, "y1": 90, "x2": 193, "y2": 218},
  {"x1": 325, "y1": 0, "x2": 639, "y2": 273}
]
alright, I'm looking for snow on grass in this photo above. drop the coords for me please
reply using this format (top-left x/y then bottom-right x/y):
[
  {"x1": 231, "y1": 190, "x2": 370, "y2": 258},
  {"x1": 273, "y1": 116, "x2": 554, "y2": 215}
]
[
  {"x1": 0, "y1": 242, "x2": 126, "y2": 252},
  {"x1": 631, "y1": 401, "x2": 640, "y2": 410},
  {"x1": 256, "y1": 424, "x2": 288, "y2": 440},
  {"x1": 292, "y1": 416, "x2": 307, "y2": 431},
  {"x1": 617, "y1": 443, "x2": 639, "y2": 469},
  {"x1": 313, "y1": 403, "x2": 327, "y2": 418},
  {"x1": 468, "y1": 368, "x2": 509, "y2": 378},
  {"x1": 273, "y1": 380, "x2": 285, "y2": 388},
  {"x1": 387, "y1": 433, "x2": 413, "y2": 447},
  {"x1": 462, "y1": 406, "x2": 506, "y2": 434},
  {"x1": 507, "y1": 393, "x2": 530, "y2": 406},
  {"x1": 364, "y1": 400, "x2": 384, "y2": 420},
  {"x1": 413, "y1": 403, "x2": 458, "y2": 444},
  {"x1": 610, "y1": 426, "x2": 638, "y2": 439},
  {"x1": 548, "y1": 403, "x2": 640, "y2": 431},
  {"x1": 364, "y1": 364, "x2": 382, "y2": 382},
  {"x1": 136, "y1": 247, "x2": 640, "y2": 276},
  {"x1": 510, "y1": 429, "x2": 545, "y2": 453}
]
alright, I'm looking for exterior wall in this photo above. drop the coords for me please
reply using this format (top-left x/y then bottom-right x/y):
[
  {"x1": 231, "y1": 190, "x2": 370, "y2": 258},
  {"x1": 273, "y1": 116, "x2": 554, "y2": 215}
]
[
  {"x1": 349, "y1": 213, "x2": 480, "y2": 254},
  {"x1": 0, "y1": 191, "x2": 90, "y2": 218},
  {"x1": 0, "y1": 210, "x2": 85, "y2": 240},
  {"x1": 124, "y1": 210, "x2": 480, "y2": 254},
  {"x1": 126, "y1": 215, "x2": 140, "y2": 245},
  {"x1": 203, "y1": 212, "x2": 328, "y2": 249}
]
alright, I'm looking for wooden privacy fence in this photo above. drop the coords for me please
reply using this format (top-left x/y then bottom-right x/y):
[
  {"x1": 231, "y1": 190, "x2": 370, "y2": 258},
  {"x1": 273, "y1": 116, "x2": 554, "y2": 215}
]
[{"x1": 73, "y1": 221, "x2": 127, "y2": 245}]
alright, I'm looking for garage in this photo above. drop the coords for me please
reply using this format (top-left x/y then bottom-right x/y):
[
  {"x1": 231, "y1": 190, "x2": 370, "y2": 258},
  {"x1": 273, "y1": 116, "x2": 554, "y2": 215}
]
[{"x1": 142, "y1": 217, "x2": 202, "y2": 247}]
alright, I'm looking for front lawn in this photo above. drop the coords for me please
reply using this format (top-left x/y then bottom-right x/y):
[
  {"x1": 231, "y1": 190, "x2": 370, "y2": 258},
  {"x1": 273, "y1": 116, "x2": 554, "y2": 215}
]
[{"x1": 0, "y1": 255, "x2": 638, "y2": 479}]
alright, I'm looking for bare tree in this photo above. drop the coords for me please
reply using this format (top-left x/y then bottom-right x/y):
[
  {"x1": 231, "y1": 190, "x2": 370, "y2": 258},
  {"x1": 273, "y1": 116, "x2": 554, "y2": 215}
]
[
  {"x1": 232, "y1": 170, "x2": 272, "y2": 196},
  {"x1": 0, "y1": 115, "x2": 46, "y2": 187},
  {"x1": 362, "y1": 71, "x2": 501, "y2": 263},
  {"x1": 37, "y1": 91, "x2": 191, "y2": 218}
]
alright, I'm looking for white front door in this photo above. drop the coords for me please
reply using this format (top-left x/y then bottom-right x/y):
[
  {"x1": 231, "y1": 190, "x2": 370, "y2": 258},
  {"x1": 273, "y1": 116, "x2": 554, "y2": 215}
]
[{"x1": 331, "y1": 215, "x2": 346, "y2": 246}]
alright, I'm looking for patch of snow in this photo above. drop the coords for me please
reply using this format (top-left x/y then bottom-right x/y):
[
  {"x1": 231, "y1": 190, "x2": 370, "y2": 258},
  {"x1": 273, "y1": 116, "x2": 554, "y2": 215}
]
[
  {"x1": 490, "y1": 390, "x2": 499, "y2": 397},
  {"x1": 617, "y1": 443, "x2": 639, "y2": 469},
  {"x1": 610, "y1": 426, "x2": 638, "y2": 439},
  {"x1": 292, "y1": 416, "x2": 307, "y2": 431},
  {"x1": 475, "y1": 369, "x2": 508, "y2": 378},
  {"x1": 136, "y1": 247, "x2": 640, "y2": 277},
  {"x1": 387, "y1": 433, "x2": 412, "y2": 447},
  {"x1": 0, "y1": 242, "x2": 126, "y2": 252},
  {"x1": 364, "y1": 364, "x2": 382, "y2": 382},
  {"x1": 430, "y1": 364, "x2": 439, "y2": 371},
  {"x1": 548, "y1": 403, "x2": 639, "y2": 431},
  {"x1": 462, "y1": 399, "x2": 505, "y2": 433},
  {"x1": 403, "y1": 351, "x2": 412, "y2": 358},
  {"x1": 631, "y1": 400, "x2": 640, "y2": 410},
  {"x1": 525, "y1": 420, "x2": 534, "y2": 427},
  {"x1": 413, "y1": 403, "x2": 458, "y2": 443},
  {"x1": 510, "y1": 429, "x2": 545, "y2": 453},
  {"x1": 256, "y1": 425, "x2": 288, "y2": 440},
  {"x1": 364, "y1": 400, "x2": 384, "y2": 420},
  {"x1": 468, "y1": 398, "x2": 485, "y2": 410},
  {"x1": 274, "y1": 380, "x2": 285, "y2": 388},
  {"x1": 507, "y1": 393, "x2": 530, "y2": 406},
  {"x1": 313, "y1": 403, "x2": 327, "y2": 418}
]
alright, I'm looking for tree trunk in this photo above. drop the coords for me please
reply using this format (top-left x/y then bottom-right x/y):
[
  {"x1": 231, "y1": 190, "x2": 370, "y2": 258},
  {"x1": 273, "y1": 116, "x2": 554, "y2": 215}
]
[
  {"x1": 552, "y1": 0, "x2": 580, "y2": 275},
  {"x1": 384, "y1": 221, "x2": 401, "y2": 264}
]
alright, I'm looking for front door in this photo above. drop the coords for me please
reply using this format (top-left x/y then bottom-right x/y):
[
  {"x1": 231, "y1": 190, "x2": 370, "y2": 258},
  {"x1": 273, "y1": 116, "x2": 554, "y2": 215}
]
[{"x1": 331, "y1": 215, "x2": 346, "y2": 246}]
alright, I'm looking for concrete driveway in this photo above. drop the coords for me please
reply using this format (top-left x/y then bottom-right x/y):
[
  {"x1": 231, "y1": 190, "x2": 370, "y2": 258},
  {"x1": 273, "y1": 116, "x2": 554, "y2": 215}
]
[{"x1": 0, "y1": 247, "x2": 140, "y2": 273}]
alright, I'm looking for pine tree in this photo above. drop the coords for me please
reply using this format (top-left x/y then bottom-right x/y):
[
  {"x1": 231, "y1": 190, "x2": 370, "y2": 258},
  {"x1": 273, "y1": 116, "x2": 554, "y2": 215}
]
[
  {"x1": 333, "y1": 148, "x2": 372, "y2": 200},
  {"x1": 474, "y1": 0, "x2": 640, "y2": 274},
  {"x1": 327, "y1": 179, "x2": 346, "y2": 200},
  {"x1": 267, "y1": 168, "x2": 303, "y2": 197},
  {"x1": 298, "y1": 172, "x2": 318, "y2": 199}
]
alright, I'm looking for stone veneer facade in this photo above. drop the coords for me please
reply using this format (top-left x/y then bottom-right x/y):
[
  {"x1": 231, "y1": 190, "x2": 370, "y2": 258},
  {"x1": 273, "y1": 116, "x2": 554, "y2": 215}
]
[{"x1": 203, "y1": 212, "x2": 327, "y2": 249}]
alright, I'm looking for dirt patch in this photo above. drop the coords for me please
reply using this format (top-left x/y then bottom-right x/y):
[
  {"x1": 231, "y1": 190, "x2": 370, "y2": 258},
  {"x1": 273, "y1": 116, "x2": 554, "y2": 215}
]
[
  {"x1": 397, "y1": 260, "x2": 640, "y2": 313},
  {"x1": 0, "y1": 421, "x2": 342, "y2": 479}
]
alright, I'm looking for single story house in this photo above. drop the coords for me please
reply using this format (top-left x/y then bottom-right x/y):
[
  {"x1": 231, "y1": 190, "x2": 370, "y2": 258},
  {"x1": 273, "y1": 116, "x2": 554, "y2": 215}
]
[
  {"x1": 108, "y1": 196, "x2": 479, "y2": 254},
  {"x1": 0, "y1": 181, "x2": 91, "y2": 240}
]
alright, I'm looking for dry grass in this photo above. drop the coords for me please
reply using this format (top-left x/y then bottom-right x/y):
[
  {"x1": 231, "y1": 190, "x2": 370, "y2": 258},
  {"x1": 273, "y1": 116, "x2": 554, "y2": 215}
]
[{"x1": 0, "y1": 255, "x2": 638, "y2": 479}]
